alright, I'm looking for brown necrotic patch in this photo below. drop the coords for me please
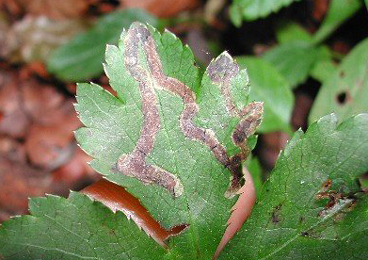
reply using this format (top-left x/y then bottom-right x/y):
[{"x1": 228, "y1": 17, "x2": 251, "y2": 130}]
[
  {"x1": 116, "y1": 23, "x2": 262, "y2": 197},
  {"x1": 232, "y1": 102, "x2": 263, "y2": 147},
  {"x1": 207, "y1": 53, "x2": 241, "y2": 117},
  {"x1": 271, "y1": 203, "x2": 283, "y2": 224}
]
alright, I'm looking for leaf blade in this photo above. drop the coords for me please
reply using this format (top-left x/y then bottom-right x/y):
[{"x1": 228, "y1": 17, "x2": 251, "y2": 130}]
[
  {"x1": 230, "y1": 0, "x2": 302, "y2": 23},
  {"x1": 0, "y1": 192, "x2": 166, "y2": 259},
  {"x1": 220, "y1": 114, "x2": 368, "y2": 259}
]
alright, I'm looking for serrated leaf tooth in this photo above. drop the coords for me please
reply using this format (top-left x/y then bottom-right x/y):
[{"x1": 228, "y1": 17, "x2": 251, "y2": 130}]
[
  {"x1": 219, "y1": 50, "x2": 233, "y2": 60},
  {"x1": 119, "y1": 28, "x2": 127, "y2": 40},
  {"x1": 163, "y1": 28, "x2": 177, "y2": 38},
  {"x1": 130, "y1": 21, "x2": 146, "y2": 29},
  {"x1": 355, "y1": 113, "x2": 368, "y2": 119},
  {"x1": 9, "y1": 215, "x2": 22, "y2": 220}
]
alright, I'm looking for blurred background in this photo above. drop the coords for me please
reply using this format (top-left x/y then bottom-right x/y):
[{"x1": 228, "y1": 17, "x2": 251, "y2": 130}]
[{"x1": 0, "y1": 0, "x2": 368, "y2": 223}]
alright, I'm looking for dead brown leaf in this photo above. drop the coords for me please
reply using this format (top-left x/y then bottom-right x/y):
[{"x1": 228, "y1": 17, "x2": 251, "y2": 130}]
[
  {"x1": 291, "y1": 92, "x2": 313, "y2": 130},
  {"x1": 11, "y1": 0, "x2": 92, "y2": 20},
  {"x1": 120, "y1": 0, "x2": 199, "y2": 17},
  {"x1": 52, "y1": 148, "x2": 98, "y2": 187},
  {"x1": 82, "y1": 179, "x2": 188, "y2": 248},
  {"x1": 24, "y1": 98, "x2": 80, "y2": 168},
  {"x1": 0, "y1": 68, "x2": 81, "y2": 168},
  {"x1": 19, "y1": 61, "x2": 49, "y2": 79},
  {"x1": 1, "y1": 16, "x2": 87, "y2": 63},
  {"x1": 0, "y1": 0, "x2": 23, "y2": 17},
  {"x1": 258, "y1": 132, "x2": 289, "y2": 170},
  {"x1": 0, "y1": 136, "x2": 26, "y2": 162},
  {"x1": 0, "y1": 71, "x2": 30, "y2": 138},
  {"x1": 312, "y1": 0, "x2": 329, "y2": 22},
  {"x1": 22, "y1": 81, "x2": 64, "y2": 124},
  {"x1": 0, "y1": 158, "x2": 52, "y2": 222}
]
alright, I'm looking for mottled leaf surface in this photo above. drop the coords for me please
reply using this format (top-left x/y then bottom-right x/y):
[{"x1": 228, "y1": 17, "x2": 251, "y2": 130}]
[
  {"x1": 236, "y1": 57, "x2": 293, "y2": 132},
  {"x1": 74, "y1": 22, "x2": 263, "y2": 259},
  {"x1": 220, "y1": 114, "x2": 368, "y2": 259},
  {"x1": 47, "y1": 9, "x2": 157, "y2": 81},
  {"x1": 0, "y1": 192, "x2": 166, "y2": 259},
  {"x1": 309, "y1": 38, "x2": 368, "y2": 124},
  {"x1": 230, "y1": 0, "x2": 301, "y2": 25}
]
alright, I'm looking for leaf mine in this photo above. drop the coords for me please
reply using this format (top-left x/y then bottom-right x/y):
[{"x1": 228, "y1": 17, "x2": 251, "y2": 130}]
[{"x1": 115, "y1": 22, "x2": 263, "y2": 197}]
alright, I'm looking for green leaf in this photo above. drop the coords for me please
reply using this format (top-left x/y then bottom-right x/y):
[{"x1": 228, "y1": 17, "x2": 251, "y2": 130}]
[
  {"x1": 230, "y1": 0, "x2": 302, "y2": 23},
  {"x1": 361, "y1": 177, "x2": 368, "y2": 190},
  {"x1": 309, "y1": 38, "x2": 368, "y2": 124},
  {"x1": 236, "y1": 57, "x2": 293, "y2": 133},
  {"x1": 267, "y1": 24, "x2": 335, "y2": 87},
  {"x1": 75, "y1": 22, "x2": 263, "y2": 258},
  {"x1": 310, "y1": 58, "x2": 337, "y2": 83},
  {"x1": 220, "y1": 113, "x2": 368, "y2": 259},
  {"x1": 229, "y1": 4, "x2": 243, "y2": 27},
  {"x1": 309, "y1": 45, "x2": 336, "y2": 83},
  {"x1": 263, "y1": 41, "x2": 318, "y2": 87},
  {"x1": 246, "y1": 156, "x2": 263, "y2": 196},
  {"x1": 276, "y1": 22, "x2": 312, "y2": 44},
  {"x1": 0, "y1": 192, "x2": 166, "y2": 259},
  {"x1": 312, "y1": 0, "x2": 362, "y2": 44},
  {"x1": 47, "y1": 9, "x2": 158, "y2": 81}
]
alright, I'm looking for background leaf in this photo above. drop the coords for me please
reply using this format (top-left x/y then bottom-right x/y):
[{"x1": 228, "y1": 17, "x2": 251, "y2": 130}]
[
  {"x1": 276, "y1": 22, "x2": 312, "y2": 44},
  {"x1": 310, "y1": 59, "x2": 337, "y2": 83},
  {"x1": 263, "y1": 41, "x2": 318, "y2": 87},
  {"x1": 220, "y1": 113, "x2": 368, "y2": 259},
  {"x1": 312, "y1": 0, "x2": 362, "y2": 44},
  {"x1": 47, "y1": 9, "x2": 158, "y2": 81},
  {"x1": 237, "y1": 57, "x2": 293, "y2": 132},
  {"x1": 309, "y1": 38, "x2": 368, "y2": 124},
  {"x1": 230, "y1": 0, "x2": 302, "y2": 23}
]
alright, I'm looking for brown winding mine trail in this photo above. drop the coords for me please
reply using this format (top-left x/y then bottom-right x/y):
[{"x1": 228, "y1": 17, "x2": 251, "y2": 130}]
[
  {"x1": 116, "y1": 23, "x2": 263, "y2": 197},
  {"x1": 116, "y1": 24, "x2": 182, "y2": 197}
]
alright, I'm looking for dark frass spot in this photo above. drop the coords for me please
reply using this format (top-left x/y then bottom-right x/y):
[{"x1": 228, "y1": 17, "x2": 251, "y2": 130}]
[
  {"x1": 271, "y1": 204, "x2": 283, "y2": 224},
  {"x1": 336, "y1": 91, "x2": 350, "y2": 105},
  {"x1": 321, "y1": 179, "x2": 332, "y2": 192}
]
